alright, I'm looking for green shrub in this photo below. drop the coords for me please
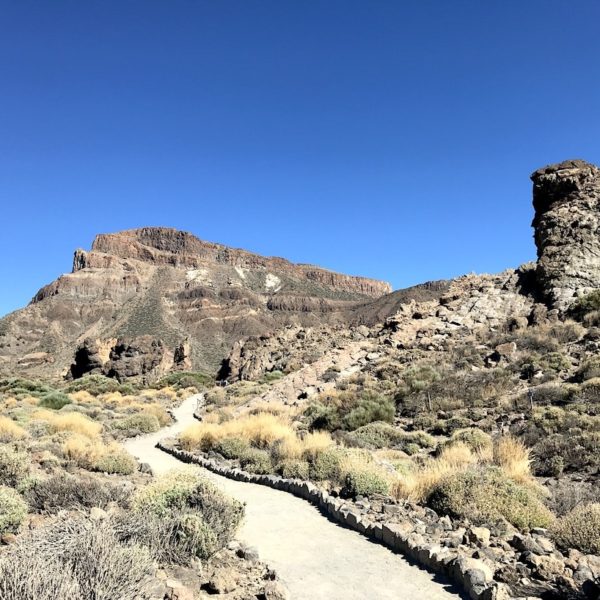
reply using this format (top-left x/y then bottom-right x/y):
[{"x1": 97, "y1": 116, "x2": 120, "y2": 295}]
[
  {"x1": 427, "y1": 467, "x2": 554, "y2": 531},
  {"x1": 215, "y1": 436, "x2": 250, "y2": 460},
  {"x1": 177, "y1": 513, "x2": 218, "y2": 559},
  {"x1": 344, "y1": 467, "x2": 390, "y2": 497},
  {"x1": 569, "y1": 291, "x2": 600, "y2": 322},
  {"x1": 154, "y1": 372, "x2": 212, "y2": 391},
  {"x1": 346, "y1": 422, "x2": 435, "y2": 451},
  {"x1": 551, "y1": 503, "x2": 600, "y2": 554},
  {"x1": 114, "y1": 413, "x2": 160, "y2": 436},
  {"x1": 0, "y1": 446, "x2": 29, "y2": 487},
  {"x1": 310, "y1": 448, "x2": 345, "y2": 482},
  {"x1": 0, "y1": 486, "x2": 27, "y2": 534},
  {"x1": 65, "y1": 375, "x2": 132, "y2": 396},
  {"x1": 93, "y1": 449, "x2": 137, "y2": 475},
  {"x1": 239, "y1": 448, "x2": 272, "y2": 474},
  {"x1": 132, "y1": 469, "x2": 243, "y2": 550},
  {"x1": 305, "y1": 391, "x2": 395, "y2": 433},
  {"x1": 446, "y1": 428, "x2": 492, "y2": 453},
  {"x1": 277, "y1": 459, "x2": 310, "y2": 480},
  {"x1": 38, "y1": 392, "x2": 71, "y2": 410},
  {"x1": 260, "y1": 370, "x2": 284, "y2": 384}
]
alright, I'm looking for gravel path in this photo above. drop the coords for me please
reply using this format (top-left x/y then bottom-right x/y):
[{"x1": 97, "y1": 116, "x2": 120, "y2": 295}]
[{"x1": 124, "y1": 395, "x2": 463, "y2": 600}]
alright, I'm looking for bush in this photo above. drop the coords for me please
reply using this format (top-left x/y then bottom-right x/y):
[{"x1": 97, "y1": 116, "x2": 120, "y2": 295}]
[
  {"x1": 344, "y1": 467, "x2": 390, "y2": 497},
  {"x1": 38, "y1": 391, "x2": 71, "y2": 410},
  {"x1": 114, "y1": 413, "x2": 160, "y2": 436},
  {"x1": 427, "y1": 467, "x2": 553, "y2": 531},
  {"x1": 551, "y1": 503, "x2": 600, "y2": 554},
  {"x1": 0, "y1": 551, "x2": 80, "y2": 600},
  {"x1": 575, "y1": 357, "x2": 600, "y2": 382},
  {"x1": 446, "y1": 428, "x2": 492, "y2": 453},
  {"x1": 154, "y1": 371, "x2": 212, "y2": 391},
  {"x1": 93, "y1": 447, "x2": 137, "y2": 475},
  {"x1": 0, "y1": 486, "x2": 27, "y2": 534},
  {"x1": 305, "y1": 391, "x2": 395, "y2": 433},
  {"x1": 569, "y1": 291, "x2": 600, "y2": 322},
  {"x1": 66, "y1": 375, "x2": 126, "y2": 396},
  {"x1": 0, "y1": 515, "x2": 154, "y2": 600},
  {"x1": 276, "y1": 459, "x2": 310, "y2": 480},
  {"x1": 215, "y1": 436, "x2": 250, "y2": 460},
  {"x1": 310, "y1": 447, "x2": 345, "y2": 481},
  {"x1": 346, "y1": 422, "x2": 435, "y2": 452},
  {"x1": 239, "y1": 448, "x2": 272, "y2": 474},
  {"x1": 43, "y1": 412, "x2": 102, "y2": 438},
  {"x1": 132, "y1": 468, "x2": 243, "y2": 549},
  {"x1": 0, "y1": 446, "x2": 29, "y2": 487},
  {"x1": 28, "y1": 473, "x2": 131, "y2": 513}
]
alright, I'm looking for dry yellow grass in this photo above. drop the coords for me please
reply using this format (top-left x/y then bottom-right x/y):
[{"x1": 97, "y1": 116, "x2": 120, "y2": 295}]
[
  {"x1": 493, "y1": 435, "x2": 531, "y2": 483},
  {"x1": 63, "y1": 433, "x2": 105, "y2": 468},
  {"x1": 300, "y1": 431, "x2": 334, "y2": 461},
  {"x1": 68, "y1": 390, "x2": 96, "y2": 404},
  {"x1": 0, "y1": 416, "x2": 28, "y2": 442},
  {"x1": 392, "y1": 436, "x2": 534, "y2": 503},
  {"x1": 180, "y1": 411, "x2": 333, "y2": 460},
  {"x1": 130, "y1": 402, "x2": 172, "y2": 427},
  {"x1": 33, "y1": 410, "x2": 102, "y2": 438}
]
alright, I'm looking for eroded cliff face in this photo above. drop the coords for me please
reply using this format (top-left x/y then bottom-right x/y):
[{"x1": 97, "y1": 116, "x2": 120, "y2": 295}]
[
  {"x1": 532, "y1": 159, "x2": 600, "y2": 310},
  {"x1": 0, "y1": 228, "x2": 391, "y2": 379}
]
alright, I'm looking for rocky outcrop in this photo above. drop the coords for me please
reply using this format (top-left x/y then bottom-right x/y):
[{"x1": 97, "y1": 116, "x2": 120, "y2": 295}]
[
  {"x1": 532, "y1": 159, "x2": 600, "y2": 310},
  {"x1": 69, "y1": 336, "x2": 186, "y2": 381}
]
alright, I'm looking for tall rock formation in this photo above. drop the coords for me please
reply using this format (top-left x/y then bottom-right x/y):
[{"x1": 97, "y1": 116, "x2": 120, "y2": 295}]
[{"x1": 531, "y1": 159, "x2": 600, "y2": 310}]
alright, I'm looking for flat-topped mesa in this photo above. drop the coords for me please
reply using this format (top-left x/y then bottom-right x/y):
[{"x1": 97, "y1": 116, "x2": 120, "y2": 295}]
[
  {"x1": 531, "y1": 159, "x2": 600, "y2": 310},
  {"x1": 80, "y1": 227, "x2": 391, "y2": 298}
]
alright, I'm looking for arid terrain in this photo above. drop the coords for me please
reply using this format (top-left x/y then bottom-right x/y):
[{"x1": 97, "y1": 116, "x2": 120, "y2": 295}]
[{"x1": 0, "y1": 159, "x2": 599, "y2": 599}]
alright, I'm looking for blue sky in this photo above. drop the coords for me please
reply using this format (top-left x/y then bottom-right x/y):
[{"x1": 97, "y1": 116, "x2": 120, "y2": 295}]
[{"x1": 1, "y1": 1, "x2": 599, "y2": 317}]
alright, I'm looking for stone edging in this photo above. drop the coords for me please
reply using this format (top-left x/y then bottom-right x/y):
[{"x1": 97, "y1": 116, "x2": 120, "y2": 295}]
[{"x1": 157, "y1": 440, "x2": 510, "y2": 600}]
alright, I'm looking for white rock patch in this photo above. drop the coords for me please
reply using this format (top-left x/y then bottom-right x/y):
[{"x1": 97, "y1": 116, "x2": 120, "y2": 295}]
[
  {"x1": 186, "y1": 268, "x2": 209, "y2": 282},
  {"x1": 265, "y1": 273, "x2": 281, "y2": 291},
  {"x1": 235, "y1": 266, "x2": 247, "y2": 280}
]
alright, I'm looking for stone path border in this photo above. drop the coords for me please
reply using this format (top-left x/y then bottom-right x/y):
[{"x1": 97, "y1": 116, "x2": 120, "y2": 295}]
[{"x1": 158, "y1": 440, "x2": 510, "y2": 600}]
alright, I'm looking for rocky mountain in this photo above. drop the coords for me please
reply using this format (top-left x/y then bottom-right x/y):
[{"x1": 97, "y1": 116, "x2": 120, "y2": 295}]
[
  {"x1": 2, "y1": 158, "x2": 599, "y2": 384},
  {"x1": 0, "y1": 227, "x2": 390, "y2": 380}
]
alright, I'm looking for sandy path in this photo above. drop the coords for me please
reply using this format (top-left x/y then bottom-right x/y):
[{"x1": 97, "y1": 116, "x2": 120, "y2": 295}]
[{"x1": 124, "y1": 395, "x2": 462, "y2": 600}]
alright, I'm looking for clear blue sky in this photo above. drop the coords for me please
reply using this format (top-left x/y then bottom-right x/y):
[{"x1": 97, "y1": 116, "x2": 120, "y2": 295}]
[{"x1": 1, "y1": 1, "x2": 599, "y2": 317}]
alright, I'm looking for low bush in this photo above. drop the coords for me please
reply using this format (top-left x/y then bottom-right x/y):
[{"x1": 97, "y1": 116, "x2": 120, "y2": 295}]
[
  {"x1": 0, "y1": 446, "x2": 29, "y2": 487},
  {"x1": 345, "y1": 422, "x2": 435, "y2": 453},
  {"x1": 550, "y1": 503, "x2": 600, "y2": 554},
  {"x1": 310, "y1": 447, "x2": 345, "y2": 482},
  {"x1": 276, "y1": 458, "x2": 310, "y2": 479},
  {"x1": 305, "y1": 391, "x2": 395, "y2": 432},
  {"x1": 343, "y1": 466, "x2": 390, "y2": 497},
  {"x1": 27, "y1": 473, "x2": 131, "y2": 513},
  {"x1": 65, "y1": 375, "x2": 135, "y2": 396},
  {"x1": 239, "y1": 448, "x2": 272, "y2": 474},
  {"x1": 215, "y1": 436, "x2": 250, "y2": 460},
  {"x1": 131, "y1": 468, "x2": 243, "y2": 555},
  {"x1": 114, "y1": 413, "x2": 160, "y2": 436},
  {"x1": 0, "y1": 515, "x2": 154, "y2": 600},
  {"x1": 93, "y1": 445, "x2": 137, "y2": 475},
  {"x1": 0, "y1": 486, "x2": 27, "y2": 534},
  {"x1": 38, "y1": 391, "x2": 72, "y2": 410},
  {"x1": 427, "y1": 467, "x2": 553, "y2": 530},
  {"x1": 154, "y1": 371, "x2": 212, "y2": 391},
  {"x1": 445, "y1": 428, "x2": 492, "y2": 454}
]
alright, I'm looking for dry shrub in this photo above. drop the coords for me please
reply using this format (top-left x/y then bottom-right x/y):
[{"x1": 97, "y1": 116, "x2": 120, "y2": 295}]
[
  {"x1": 28, "y1": 472, "x2": 131, "y2": 513},
  {"x1": 62, "y1": 435, "x2": 136, "y2": 474},
  {"x1": 0, "y1": 486, "x2": 27, "y2": 534},
  {"x1": 551, "y1": 503, "x2": 600, "y2": 554},
  {"x1": 32, "y1": 409, "x2": 102, "y2": 438},
  {"x1": 0, "y1": 417, "x2": 27, "y2": 442},
  {"x1": 0, "y1": 446, "x2": 30, "y2": 487},
  {"x1": 0, "y1": 515, "x2": 154, "y2": 600},
  {"x1": 300, "y1": 431, "x2": 334, "y2": 461},
  {"x1": 68, "y1": 390, "x2": 96, "y2": 404}
]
